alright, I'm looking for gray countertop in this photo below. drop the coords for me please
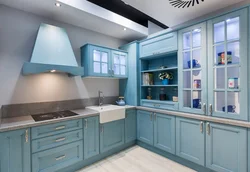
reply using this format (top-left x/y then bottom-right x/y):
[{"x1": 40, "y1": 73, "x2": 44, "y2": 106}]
[{"x1": 0, "y1": 105, "x2": 136, "y2": 132}]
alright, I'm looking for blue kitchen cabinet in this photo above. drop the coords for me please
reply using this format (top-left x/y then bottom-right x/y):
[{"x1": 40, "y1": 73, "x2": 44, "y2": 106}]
[
  {"x1": 100, "y1": 119, "x2": 125, "y2": 153},
  {"x1": 84, "y1": 116, "x2": 100, "y2": 159},
  {"x1": 154, "y1": 113, "x2": 175, "y2": 154},
  {"x1": 137, "y1": 110, "x2": 154, "y2": 145},
  {"x1": 178, "y1": 22, "x2": 207, "y2": 115},
  {"x1": 81, "y1": 44, "x2": 128, "y2": 78},
  {"x1": 0, "y1": 129, "x2": 31, "y2": 172},
  {"x1": 125, "y1": 109, "x2": 137, "y2": 143},
  {"x1": 176, "y1": 117, "x2": 205, "y2": 166},
  {"x1": 207, "y1": 8, "x2": 248, "y2": 121},
  {"x1": 140, "y1": 32, "x2": 178, "y2": 58},
  {"x1": 206, "y1": 122, "x2": 247, "y2": 172}
]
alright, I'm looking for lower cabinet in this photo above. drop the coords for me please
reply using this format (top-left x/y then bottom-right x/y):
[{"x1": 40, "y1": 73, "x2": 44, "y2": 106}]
[
  {"x1": 0, "y1": 128, "x2": 31, "y2": 172},
  {"x1": 125, "y1": 109, "x2": 137, "y2": 143},
  {"x1": 84, "y1": 116, "x2": 100, "y2": 159},
  {"x1": 206, "y1": 122, "x2": 247, "y2": 172},
  {"x1": 100, "y1": 119, "x2": 125, "y2": 153},
  {"x1": 176, "y1": 117, "x2": 205, "y2": 166},
  {"x1": 137, "y1": 110, "x2": 175, "y2": 154}
]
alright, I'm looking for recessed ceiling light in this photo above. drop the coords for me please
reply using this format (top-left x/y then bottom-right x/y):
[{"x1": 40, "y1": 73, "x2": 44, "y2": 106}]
[
  {"x1": 55, "y1": 2, "x2": 61, "y2": 7},
  {"x1": 123, "y1": 28, "x2": 127, "y2": 31},
  {"x1": 50, "y1": 70, "x2": 56, "y2": 73}
]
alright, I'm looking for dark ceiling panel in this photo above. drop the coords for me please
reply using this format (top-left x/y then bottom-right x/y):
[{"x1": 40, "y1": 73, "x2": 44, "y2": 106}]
[{"x1": 87, "y1": 0, "x2": 168, "y2": 29}]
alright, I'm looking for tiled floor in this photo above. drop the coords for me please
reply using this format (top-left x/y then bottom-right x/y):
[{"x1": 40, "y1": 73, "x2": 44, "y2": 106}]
[{"x1": 76, "y1": 146, "x2": 196, "y2": 172}]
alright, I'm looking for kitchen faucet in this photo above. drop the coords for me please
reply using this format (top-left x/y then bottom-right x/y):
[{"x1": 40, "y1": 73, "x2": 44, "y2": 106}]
[{"x1": 98, "y1": 91, "x2": 105, "y2": 106}]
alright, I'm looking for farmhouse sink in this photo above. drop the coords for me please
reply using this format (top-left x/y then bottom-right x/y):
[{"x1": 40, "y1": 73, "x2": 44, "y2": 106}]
[{"x1": 86, "y1": 105, "x2": 126, "y2": 123}]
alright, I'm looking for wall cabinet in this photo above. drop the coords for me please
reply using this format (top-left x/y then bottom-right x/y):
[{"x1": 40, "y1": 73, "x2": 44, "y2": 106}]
[
  {"x1": 125, "y1": 109, "x2": 137, "y2": 143},
  {"x1": 140, "y1": 32, "x2": 178, "y2": 58},
  {"x1": 0, "y1": 129, "x2": 31, "y2": 172},
  {"x1": 100, "y1": 119, "x2": 125, "y2": 153},
  {"x1": 81, "y1": 44, "x2": 128, "y2": 78},
  {"x1": 84, "y1": 116, "x2": 100, "y2": 159},
  {"x1": 137, "y1": 110, "x2": 175, "y2": 154}
]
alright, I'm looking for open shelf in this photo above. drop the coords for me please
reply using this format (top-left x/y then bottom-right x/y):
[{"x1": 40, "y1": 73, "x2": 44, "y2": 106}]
[
  {"x1": 141, "y1": 67, "x2": 178, "y2": 73},
  {"x1": 141, "y1": 85, "x2": 178, "y2": 87}
]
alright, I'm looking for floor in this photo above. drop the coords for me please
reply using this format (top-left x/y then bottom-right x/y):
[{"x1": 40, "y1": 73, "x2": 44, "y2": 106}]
[{"x1": 76, "y1": 146, "x2": 196, "y2": 172}]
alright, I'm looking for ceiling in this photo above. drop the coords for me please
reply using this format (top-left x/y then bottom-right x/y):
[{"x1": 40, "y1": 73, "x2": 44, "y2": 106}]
[{"x1": 122, "y1": 0, "x2": 248, "y2": 27}]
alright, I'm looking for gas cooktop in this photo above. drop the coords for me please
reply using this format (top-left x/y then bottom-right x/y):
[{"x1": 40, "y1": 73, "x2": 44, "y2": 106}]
[{"x1": 31, "y1": 110, "x2": 79, "y2": 122}]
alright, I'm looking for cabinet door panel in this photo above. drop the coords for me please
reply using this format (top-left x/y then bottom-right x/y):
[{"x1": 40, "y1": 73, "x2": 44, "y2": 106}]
[
  {"x1": 84, "y1": 116, "x2": 100, "y2": 159},
  {"x1": 0, "y1": 129, "x2": 31, "y2": 172},
  {"x1": 176, "y1": 117, "x2": 205, "y2": 166},
  {"x1": 137, "y1": 110, "x2": 154, "y2": 145},
  {"x1": 206, "y1": 123, "x2": 247, "y2": 172},
  {"x1": 125, "y1": 109, "x2": 137, "y2": 143},
  {"x1": 154, "y1": 113, "x2": 175, "y2": 154},
  {"x1": 111, "y1": 50, "x2": 128, "y2": 78}
]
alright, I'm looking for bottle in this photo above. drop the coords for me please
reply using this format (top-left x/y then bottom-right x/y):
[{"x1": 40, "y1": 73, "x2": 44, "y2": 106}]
[{"x1": 159, "y1": 88, "x2": 166, "y2": 101}]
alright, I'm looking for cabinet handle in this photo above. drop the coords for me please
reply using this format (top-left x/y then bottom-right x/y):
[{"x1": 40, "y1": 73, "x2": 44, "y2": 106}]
[
  {"x1": 206, "y1": 123, "x2": 210, "y2": 135},
  {"x1": 200, "y1": 122, "x2": 203, "y2": 133},
  {"x1": 202, "y1": 103, "x2": 206, "y2": 114},
  {"x1": 25, "y1": 129, "x2": 29, "y2": 143},
  {"x1": 154, "y1": 113, "x2": 156, "y2": 121},
  {"x1": 55, "y1": 155, "x2": 66, "y2": 161},
  {"x1": 209, "y1": 104, "x2": 213, "y2": 116},
  {"x1": 85, "y1": 119, "x2": 88, "y2": 129},
  {"x1": 55, "y1": 125, "x2": 66, "y2": 130},
  {"x1": 55, "y1": 137, "x2": 66, "y2": 142}
]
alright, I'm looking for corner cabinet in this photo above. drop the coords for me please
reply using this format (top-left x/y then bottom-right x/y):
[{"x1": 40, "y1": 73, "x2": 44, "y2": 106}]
[
  {"x1": 0, "y1": 129, "x2": 31, "y2": 172},
  {"x1": 81, "y1": 44, "x2": 128, "y2": 78}
]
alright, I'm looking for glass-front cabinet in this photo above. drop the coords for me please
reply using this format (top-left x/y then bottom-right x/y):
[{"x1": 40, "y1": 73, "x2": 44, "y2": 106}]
[
  {"x1": 178, "y1": 22, "x2": 207, "y2": 115},
  {"x1": 207, "y1": 9, "x2": 248, "y2": 120},
  {"x1": 111, "y1": 51, "x2": 127, "y2": 78}
]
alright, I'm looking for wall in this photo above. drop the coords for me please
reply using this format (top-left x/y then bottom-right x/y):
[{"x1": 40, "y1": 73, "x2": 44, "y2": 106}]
[{"x1": 0, "y1": 5, "x2": 127, "y2": 116}]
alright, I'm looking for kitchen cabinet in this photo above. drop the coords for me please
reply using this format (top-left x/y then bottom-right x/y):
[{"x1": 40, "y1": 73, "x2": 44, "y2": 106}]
[
  {"x1": 125, "y1": 109, "x2": 137, "y2": 143},
  {"x1": 206, "y1": 123, "x2": 247, "y2": 172},
  {"x1": 207, "y1": 8, "x2": 248, "y2": 121},
  {"x1": 140, "y1": 32, "x2": 178, "y2": 58},
  {"x1": 100, "y1": 119, "x2": 125, "y2": 153},
  {"x1": 137, "y1": 110, "x2": 175, "y2": 154},
  {"x1": 81, "y1": 44, "x2": 128, "y2": 78},
  {"x1": 0, "y1": 129, "x2": 31, "y2": 172},
  {"x1": 84, "y1": 116, "x2": 100, "y2": 159},
  {"x1": 176, "y1": 117, "x2": 205, "y2": 166}
]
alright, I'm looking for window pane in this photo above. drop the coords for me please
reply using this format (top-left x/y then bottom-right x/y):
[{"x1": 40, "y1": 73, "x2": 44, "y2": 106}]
[
  {"x1": 192, "y1": 49, "x2": 201, "y2": 69},
  {"x1": 102, "y1": 63, "x2": 108, "y2": 74},
  {"x1": 114, "y1": 65, "x2": 120, "y2": 75},
  {"x1": 214, "y1": 21, "x2": 225, "y2": 43},
  {"x1": 183, "y1": 32, "x2": 191, "y2": 50},
  {"x1": 183, "y1": 91, "x2": 191, "y2": 108},
  {"x1": 214, "y1": 68, "x2": 225, "y2": 89},
  {"x1": 214, "y1": 91, "x2": 225, "y2": 112},
  {"x1": 192, "y1": 91, "x2": 201, "y2": 109},
  {"x1": 227, "y1": 67, "x2": 239, "y2": 89},
  {"x1": 93, "y1": 50, "x2": 101, "y2": 61},
  {"x1": 192, "y1": 28, "x2": 201, "y2": 48},
  {"x1": 183, "y1": 51, "x2": 191, "y2": 69},
  {"x1": 227, "y1": 17, "x2": 239, "y2": 41},
  {"x1": 214, "y1": 44, "x2": 225, "y2": 65},
  {"x1": 114, "y1": 55, "x2": 119, "y2": 64},
  {"x1": 93, "y1": 62, "x2": 100, "y2": 73},
  {"x1": 228, "y1": 42, "x2": 240, "y2": 64},
  {"x1": 120, "y1": 55, "x2": 126, "y2": 65},
  {"x1": 121, "y1": 65, "x2": 126, "y2": 75},
  {"x1": 183, "y1": 71, "x2": 191, "y2": 89},
  {"x1": 101, "y1": 52, "x2": 108, "y2": 62},
  {"x1": 227, "y1": 92, "x2": 239, "y2": 114}
]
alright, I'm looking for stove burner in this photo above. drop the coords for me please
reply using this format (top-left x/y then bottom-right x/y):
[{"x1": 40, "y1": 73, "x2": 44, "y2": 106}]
[{"x1": 31, "y1": 110, "x2": 79, "y2": 122}]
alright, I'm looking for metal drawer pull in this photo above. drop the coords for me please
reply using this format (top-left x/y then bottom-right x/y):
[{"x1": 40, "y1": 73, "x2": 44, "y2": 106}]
[
  {"x1": 206, "y1": 123, "x2": 210, "y2": 135},
  {"x1": 209, "y1": 104, "x2": 213, "y2": 115},
  {"x1": 25, "y1": 129, "x2": 29, "y2": 143},
  {"x1": 55, "y1": 126, "x2": 66, "y2": 130},
  {"x1": 55, "y1": 155, "x2": 66, "y2": 161},
  {"x1": 202, "y1": 103, "x2": 206, "y2": 114},
  {"x1": 200, "y1": 122, "x2": 203, "y2": 133},
  {"x1": 85, "y1": 119, "x2": 88, "y2": 129},
  {"x1": 55, "y1": 137, "x2": 66, "y2": 142}
]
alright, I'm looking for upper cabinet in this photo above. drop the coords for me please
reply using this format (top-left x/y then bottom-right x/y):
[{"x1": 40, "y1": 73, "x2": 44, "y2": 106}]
[
  {"x1": 207, "y1": 9, "x2": 248, "y2": 121},
  {"x1": 81, "y1": 44, "x2": 128, "y2": 78},
  {"x1": 140, "y1": 32, "x2": 178, "y2": 58},
  {"x1": 178, "y1": 22, "x2": 207, "y2": 115}
]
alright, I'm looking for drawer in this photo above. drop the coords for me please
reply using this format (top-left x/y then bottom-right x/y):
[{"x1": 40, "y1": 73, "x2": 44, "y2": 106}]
[
  {"x1": 32, "y1": 141, "x2": 83, "y2": 172},
  {"x1": 141, "y1": 100, "x2": 178, "y2": 111},
  {"x1": 32, "y1": 119, "x2": 82, "y2": 139},
  {"x1": 32, "y1": 129, "x2": 83, "y2": 153}
]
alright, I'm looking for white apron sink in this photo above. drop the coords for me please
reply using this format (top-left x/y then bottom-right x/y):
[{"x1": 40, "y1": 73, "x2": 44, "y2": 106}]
[{"x1": 86, "y1": 105, "x2": 125, "y2": 124}]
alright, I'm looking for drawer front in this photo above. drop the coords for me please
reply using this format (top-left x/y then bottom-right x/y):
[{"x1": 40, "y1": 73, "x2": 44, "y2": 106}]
[
  {"x1": 32, "y1": 141, "x2": 83, "y2": 172},
  {"x1": 32, "y1": 129, "x2": 83, "y2": 153},
  {"x1": 141, "y1": 100, "x2": 178, "y2": 110},
  {"x1": 32, "y1": 119, "x2": 82, "y2": 139},
  {"x1": 140, "y1": 32, "x2": 177, "y2": 58}
]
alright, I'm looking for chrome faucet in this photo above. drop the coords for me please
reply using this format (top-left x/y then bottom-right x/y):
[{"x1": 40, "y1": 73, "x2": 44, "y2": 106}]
[{"x1": 98, "y1": 91, "x2": 105, "y2": 106}]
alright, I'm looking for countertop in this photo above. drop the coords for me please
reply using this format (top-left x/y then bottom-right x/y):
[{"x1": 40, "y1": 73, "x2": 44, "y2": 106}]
[{"x1": 0, "y1": 105, "x2": 136, "y2": 132}]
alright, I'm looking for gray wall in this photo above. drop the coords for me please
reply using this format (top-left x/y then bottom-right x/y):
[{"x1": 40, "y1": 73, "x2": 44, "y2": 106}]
[{"x1": 0, "y1": 5, "x2": 127, "y2": 117}]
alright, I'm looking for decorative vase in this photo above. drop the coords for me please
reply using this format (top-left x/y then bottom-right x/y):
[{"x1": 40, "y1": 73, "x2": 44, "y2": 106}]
[{"x1": 162, "y1": 79, "x2": 169, "y2": 85}]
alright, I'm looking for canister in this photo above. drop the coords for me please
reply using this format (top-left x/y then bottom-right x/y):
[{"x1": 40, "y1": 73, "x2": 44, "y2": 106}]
[{"x1": 228, "y1": 78, "x2": 239, "y2": 89}]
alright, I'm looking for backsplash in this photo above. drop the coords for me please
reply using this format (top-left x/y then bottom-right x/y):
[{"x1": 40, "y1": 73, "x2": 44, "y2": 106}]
[{"x1": 1, "y1": 96, "x2": 117, "y2": 118}]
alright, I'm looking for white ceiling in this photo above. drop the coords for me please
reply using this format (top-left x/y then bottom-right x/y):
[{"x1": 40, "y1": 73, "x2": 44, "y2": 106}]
[
  {"x1": 123, "y1": 0, "x2": 249, "y2": 27},
  {"x1": 0, "y1": 0, "x2": 148, "y2": 41}
]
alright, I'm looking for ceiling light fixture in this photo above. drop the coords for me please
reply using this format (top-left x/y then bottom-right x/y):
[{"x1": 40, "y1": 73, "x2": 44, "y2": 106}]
[
  {"x1": 169, "y1": 0, "x2": 205, "y2": 8},
  {"x1": 55, "y1": 2, "x2": 61, "y2": 7},
  {"x1": 123, "y1": 28, "x2": 127, "y2": 31},
  {"x1": 50, "y1": 70, "x2": 56, "y2": 73}
]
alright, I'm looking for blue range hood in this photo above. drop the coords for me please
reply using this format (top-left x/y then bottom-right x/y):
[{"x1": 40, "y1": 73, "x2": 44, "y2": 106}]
[{"x1": 22, "y1": 23, "x2": 84, "y2": 76}]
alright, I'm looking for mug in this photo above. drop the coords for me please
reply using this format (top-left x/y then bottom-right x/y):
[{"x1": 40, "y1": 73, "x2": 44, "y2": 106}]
[
  {"x1": 222, "y1": 105, "x2": 236, "y2": 113},
  {"x1": 193, "y1": 99, "x2": 200, "y2": 108},
  {"x1": 188, "y1": 59, "x2": 199, "y2": 68}
]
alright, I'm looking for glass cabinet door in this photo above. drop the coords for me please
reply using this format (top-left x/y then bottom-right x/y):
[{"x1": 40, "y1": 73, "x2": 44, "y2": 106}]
[
  {"x1": 112, "y1": 51, "x2": 128, "y2": 77},
  {"x1": 207, "y1": 9, "x2": 248, "y2": 120},
  {"x1": 178, "y1": 22, "x2": 207, "y2": 114}
]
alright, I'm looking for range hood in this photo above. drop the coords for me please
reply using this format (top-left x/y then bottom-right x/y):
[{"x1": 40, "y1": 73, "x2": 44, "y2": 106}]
[{"x1": 22, "y1": 23, "x2": 84, "y2": 76}]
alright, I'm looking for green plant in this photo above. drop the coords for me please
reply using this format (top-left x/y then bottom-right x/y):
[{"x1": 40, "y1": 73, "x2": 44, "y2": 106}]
[{"x1": 159, "y1": 72, "x2": 173, "y2": 80}]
